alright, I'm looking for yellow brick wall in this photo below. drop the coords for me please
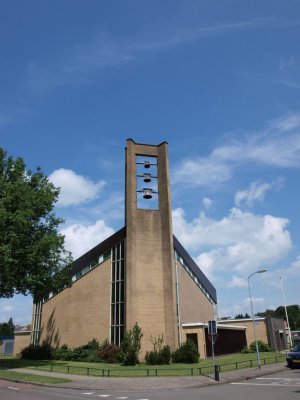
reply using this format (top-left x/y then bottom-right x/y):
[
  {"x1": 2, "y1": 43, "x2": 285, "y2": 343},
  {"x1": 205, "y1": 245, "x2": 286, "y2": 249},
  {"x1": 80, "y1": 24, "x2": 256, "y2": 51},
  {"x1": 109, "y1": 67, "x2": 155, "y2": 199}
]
[
  {"x1": 39, "y1": 259, "x2": 111, "y2": 348},
  {"x1": 13, "y1": 332, "x2": 31, "y2": 355},
  {"x1": 182, "y1": 326, "x2": 207, "y2": 359},
  {"x1": 177, "y1": 260, "x2": 214, "y2": 324}
]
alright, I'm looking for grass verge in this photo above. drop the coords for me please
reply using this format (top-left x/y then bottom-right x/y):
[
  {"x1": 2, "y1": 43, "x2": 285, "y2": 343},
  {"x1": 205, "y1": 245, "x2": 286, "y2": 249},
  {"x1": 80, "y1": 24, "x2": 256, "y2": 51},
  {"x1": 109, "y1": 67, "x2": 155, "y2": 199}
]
[
  {"x1": 0, "y1": 369, "x2": 72, "y2": 384},
  {"x1": 0, "y1": 352, "x2": 286, "y2": 377}
]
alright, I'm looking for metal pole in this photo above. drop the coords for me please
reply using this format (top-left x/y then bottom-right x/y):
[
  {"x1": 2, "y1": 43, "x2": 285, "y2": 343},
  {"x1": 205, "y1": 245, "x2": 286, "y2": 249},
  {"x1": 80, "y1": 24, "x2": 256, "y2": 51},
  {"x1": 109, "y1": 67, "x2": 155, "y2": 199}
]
[
  {"x1": 248, "y1": 273, "x2": 261, "y2": 369},
  {"x1": 211, "y1": 334, "x2": 215, "y2": 379},
  {"x1": 247, "y1": 269, "x2": 266, "y2": 368},
  {"x1": 280, "y1": 277, "x2": 293, "y2": 348}
]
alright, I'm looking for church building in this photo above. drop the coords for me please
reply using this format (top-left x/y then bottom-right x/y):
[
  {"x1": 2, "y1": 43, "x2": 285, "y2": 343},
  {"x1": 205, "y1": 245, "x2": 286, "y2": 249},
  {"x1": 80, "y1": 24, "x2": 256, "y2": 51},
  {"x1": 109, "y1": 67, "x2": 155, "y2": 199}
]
[{"x1": 31, "y1": 139, "x2": 217, "y2": 358}]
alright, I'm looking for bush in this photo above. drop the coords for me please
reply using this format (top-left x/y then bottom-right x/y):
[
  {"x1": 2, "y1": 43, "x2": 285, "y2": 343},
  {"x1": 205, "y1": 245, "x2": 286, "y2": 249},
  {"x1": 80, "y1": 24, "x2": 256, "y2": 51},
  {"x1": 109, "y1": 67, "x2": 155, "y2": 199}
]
[
  {"x1": 21, "y1": 343, "x2": 53, "y2": 360},
  {"x1": 172, "y1": 339, "x2": 199, "y2": 364},
  {"x1": 240, "y1": 346, "x2": 253, "y2": 354},
  {"x1": 249, "y1": 340, "x2": 271, "y2": 352},
  {"x1": 97, "y1": 340, "x2": 119, "y2": 363},
  {"x1": 145, "y1": 335, "x2": 171, "y2": 365},
  {"x1": 52, "y1": 344, "x2": 73, "y2": 360},
  {"x1": 119, "y1": 323, "x2": 143, "y2": 366},
  {"x1": 145, "y1": 345, "x2": 171, "y2": 365}
]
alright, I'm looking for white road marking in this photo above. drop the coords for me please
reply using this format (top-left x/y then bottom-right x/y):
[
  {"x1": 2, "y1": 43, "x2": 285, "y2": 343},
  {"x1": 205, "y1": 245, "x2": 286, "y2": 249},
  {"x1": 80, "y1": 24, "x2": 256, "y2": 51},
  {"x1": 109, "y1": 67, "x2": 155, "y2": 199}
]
[
  {"x1": 256, "y1": 377, "x2": 299, "y2": 381},
  {"x1": 231, "y1": 382, "x2": 300, "y2": 387},
  {"x1": 98, "y1": 396, "x2": 111, "y2": 398},
  {"x1": 83, "y1": 393, "x2": 95, "y2": 395},
  {"x1": 8, "y1": 386, "x2": 19, "y2": 390},
  {"x1": 116, "y1": 397, "x2": 128, "y2": 399}
]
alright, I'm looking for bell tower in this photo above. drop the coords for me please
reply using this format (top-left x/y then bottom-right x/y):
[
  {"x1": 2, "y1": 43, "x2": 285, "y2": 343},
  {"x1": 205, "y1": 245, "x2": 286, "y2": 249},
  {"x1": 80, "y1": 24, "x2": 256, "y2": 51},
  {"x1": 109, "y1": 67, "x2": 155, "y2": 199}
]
[{"x1": 125, "y1": 139, "x2": 178, "y2": 352}]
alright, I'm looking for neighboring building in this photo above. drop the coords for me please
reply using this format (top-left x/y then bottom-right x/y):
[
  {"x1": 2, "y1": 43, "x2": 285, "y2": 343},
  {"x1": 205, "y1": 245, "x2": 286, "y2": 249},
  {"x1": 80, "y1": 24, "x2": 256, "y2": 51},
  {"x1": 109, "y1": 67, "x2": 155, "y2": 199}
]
[
  {"x1": 13, "y1": 325, "x2": 31, "y2": 355},
  {"x1": 218, "y1": 316, "x2": 287, "y2": 352},
  {"x1": 31, "y1": 140, "x2": 217, "y2": 357},
  {"x1": 0, "y1": 335, "x2": 14, "y2": 355}
]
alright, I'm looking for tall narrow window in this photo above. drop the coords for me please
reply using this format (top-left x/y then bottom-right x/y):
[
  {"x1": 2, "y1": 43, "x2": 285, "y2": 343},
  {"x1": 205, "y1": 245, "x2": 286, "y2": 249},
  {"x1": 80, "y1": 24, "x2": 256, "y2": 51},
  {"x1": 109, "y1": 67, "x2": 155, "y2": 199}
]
[
  {"x1": 110, "y1": 240, "x2": 125, "y2": 346},
  {"x1": 31, "y1": 301, "x2": 42, "y2": 345}
]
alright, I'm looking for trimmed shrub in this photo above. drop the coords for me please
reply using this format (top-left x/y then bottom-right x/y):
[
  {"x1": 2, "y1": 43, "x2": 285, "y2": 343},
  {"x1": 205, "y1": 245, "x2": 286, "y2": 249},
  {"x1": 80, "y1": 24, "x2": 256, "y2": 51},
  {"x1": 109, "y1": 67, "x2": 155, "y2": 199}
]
[
  {"x1": 145, "y1": 345, "x2": 171, "y2": 365},
  {"x1": 172, "y1": 339, "x2": 199, "y2": 364},
  {"x1": 249, "y1": 340, "x2": 271, "y2": 352},
  {"x1": 240, "y1": 346, "x2": 253, "y2": 354},
  {"x1": 97, "y1": 340, "x2": 119, "y2": 363},
  {"x1": 21, "y1": 343, "x2": 53, "y2": 360}
]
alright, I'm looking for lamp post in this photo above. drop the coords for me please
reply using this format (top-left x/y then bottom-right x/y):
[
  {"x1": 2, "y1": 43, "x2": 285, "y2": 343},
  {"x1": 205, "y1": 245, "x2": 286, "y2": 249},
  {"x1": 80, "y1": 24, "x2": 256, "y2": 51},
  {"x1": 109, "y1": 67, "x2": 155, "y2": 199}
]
[
  {"x1": 248, "y1": 269, "x2": 267, "y2": 369},
  {"x1": 280, "y1": 277, "x2": 293, "y2": 348}
]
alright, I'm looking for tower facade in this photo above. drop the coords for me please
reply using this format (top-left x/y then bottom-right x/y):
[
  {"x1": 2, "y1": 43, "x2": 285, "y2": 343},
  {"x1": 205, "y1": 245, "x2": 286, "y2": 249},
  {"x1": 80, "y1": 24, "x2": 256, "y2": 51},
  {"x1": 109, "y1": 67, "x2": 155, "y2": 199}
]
[{"x1": 125, "y1": 139, "x2": 178, "y2": 351}]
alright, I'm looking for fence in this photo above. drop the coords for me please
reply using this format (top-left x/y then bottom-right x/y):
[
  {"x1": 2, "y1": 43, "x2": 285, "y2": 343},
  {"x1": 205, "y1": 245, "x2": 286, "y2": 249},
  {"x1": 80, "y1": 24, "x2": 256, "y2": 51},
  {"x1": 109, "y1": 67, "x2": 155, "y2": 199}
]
[{"x1": 0, "y1": 354, "x2": 286, "y2": 377}]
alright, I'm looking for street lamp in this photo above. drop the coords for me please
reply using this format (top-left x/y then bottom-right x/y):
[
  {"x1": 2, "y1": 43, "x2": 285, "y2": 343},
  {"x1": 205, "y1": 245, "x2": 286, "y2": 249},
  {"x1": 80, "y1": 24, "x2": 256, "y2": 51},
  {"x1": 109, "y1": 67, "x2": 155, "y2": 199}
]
[
  {"x1": 280, "y1": 277, "x2": 293, "y2": 348},
  {"x1": 248, "y1": 269, "x2": 267, "y2": 369}
]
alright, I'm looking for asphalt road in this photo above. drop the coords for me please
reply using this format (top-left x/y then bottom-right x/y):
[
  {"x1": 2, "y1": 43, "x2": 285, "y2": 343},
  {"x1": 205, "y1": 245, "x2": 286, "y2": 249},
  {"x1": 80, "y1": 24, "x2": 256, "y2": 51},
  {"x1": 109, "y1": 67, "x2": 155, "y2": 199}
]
[{"x1": 1, "y1": 369, "x2": 300, "y2": 400}]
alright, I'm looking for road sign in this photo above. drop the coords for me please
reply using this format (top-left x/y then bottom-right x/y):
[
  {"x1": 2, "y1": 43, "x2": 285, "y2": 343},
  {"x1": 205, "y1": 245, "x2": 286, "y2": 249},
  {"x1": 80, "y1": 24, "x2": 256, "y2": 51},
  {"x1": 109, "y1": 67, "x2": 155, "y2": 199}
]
[{"x1": 208, "y1": 320, "x2": 217, "y2": 335}]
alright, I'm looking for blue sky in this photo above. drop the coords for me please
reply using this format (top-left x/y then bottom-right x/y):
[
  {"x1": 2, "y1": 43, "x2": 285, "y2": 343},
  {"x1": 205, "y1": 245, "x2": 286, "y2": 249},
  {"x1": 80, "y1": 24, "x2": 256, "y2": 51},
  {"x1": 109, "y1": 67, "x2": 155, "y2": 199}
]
[{"x1": 1, "y1": 1, "x2": 300, "y2": 325}]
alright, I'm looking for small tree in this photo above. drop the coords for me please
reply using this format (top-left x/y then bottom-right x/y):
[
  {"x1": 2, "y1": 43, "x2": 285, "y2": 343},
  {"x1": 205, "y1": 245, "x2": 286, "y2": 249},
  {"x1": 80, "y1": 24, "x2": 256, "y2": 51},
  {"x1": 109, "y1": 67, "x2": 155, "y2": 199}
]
[
  {"x1": 119, "y1": 323, "x2": 143, "y2": 366},
  {"x1": 172, "y1": 339, "x2": 199, "y2": 363}
]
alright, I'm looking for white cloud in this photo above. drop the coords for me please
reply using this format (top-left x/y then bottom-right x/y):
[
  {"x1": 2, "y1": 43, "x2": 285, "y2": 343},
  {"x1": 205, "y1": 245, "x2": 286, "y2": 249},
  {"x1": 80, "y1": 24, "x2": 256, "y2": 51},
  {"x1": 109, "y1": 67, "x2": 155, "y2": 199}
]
[
  {"x1": 234, "y1": 178, "x2": 284, "y2": 207},
  {"x1": 60, "y1": 220, "x2": 115, "y2": 259},
  {"x1": 173, "y1": 113, "x2": 300, "y2": 188},
  {"x1": 49, "y1": 168, "x2": 105, "y2": 206},
  {"x1": 202, "y1": 197, "x2": 213, "y2": 210},
  {"x1": 227, "y1": 275, "x2": 247, "y2": 288},
  {"x1": 1, "y1": 305, "x2": 13, "y2": 313},
  {"x1": 172, "y1": 207, "x2": 292, "y2": 280},
  {"x1": 244, "y1": 297, "x2": 265, "y2": 305}
]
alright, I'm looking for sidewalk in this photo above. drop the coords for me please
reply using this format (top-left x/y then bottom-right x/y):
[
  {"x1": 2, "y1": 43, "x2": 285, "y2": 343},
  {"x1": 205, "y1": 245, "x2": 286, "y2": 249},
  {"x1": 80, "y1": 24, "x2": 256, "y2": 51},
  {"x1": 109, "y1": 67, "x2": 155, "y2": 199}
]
[{"x1": 9, "y1": 362, "x2": 288, "y2": 390}]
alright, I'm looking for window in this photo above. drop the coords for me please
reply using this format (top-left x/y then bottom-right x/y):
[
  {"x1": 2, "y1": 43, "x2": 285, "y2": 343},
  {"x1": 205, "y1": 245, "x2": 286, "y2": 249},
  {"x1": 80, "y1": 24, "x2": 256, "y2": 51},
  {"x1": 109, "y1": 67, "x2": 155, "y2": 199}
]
[
  {"x1": 110, "y1": 240, "x2": 125, "y2": 346},
  {"x1": 31, "y1": 301, "x2": 42, "y2": 345}
]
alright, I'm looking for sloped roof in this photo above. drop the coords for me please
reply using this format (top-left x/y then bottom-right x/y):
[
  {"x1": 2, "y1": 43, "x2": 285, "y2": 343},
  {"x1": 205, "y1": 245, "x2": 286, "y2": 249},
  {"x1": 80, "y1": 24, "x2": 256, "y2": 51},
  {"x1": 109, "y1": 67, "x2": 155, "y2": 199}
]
[
  {"x1": 71, "y1": 226, "x2": 126, "y2": 276},
  {"x1": 70, "y1": 226, "x2": 217, "y2": 304},
  {"x1": 173, "y1": 235, "x2": 217, "y2": 304}
]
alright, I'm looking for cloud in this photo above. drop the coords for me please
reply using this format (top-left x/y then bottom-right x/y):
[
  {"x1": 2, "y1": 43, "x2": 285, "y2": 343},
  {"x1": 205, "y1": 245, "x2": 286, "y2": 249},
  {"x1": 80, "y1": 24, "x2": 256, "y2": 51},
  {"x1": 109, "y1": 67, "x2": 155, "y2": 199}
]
[
  {"x1": 234, "y1": 178, "x2": 284, "y2": 208},
  {"x1": 278, "y1": 56, "x2": 300, "y2": 89},
  {"x1": 202, "y1": 197, "x2": 213, "y2": 210},
  {"x1": 49, "y1": 168, "x2": 105, "y2": 206},
  {"x1": 227, "y1": 275, "x2": 247, "y2": 288},
  {"x1": 1, "y1": 305, "x2": 13, "y2": 313},
  {"x1": 244, "y1": 297, "x2": 265, "y2": 305},
  {"x1": 172, "y1": 207, "x2": 292, "y2": 281},
  {"x1": 24, "y1": 17, "x2": 290, "y2": 95},
  {"x1": 60, "y1": 220, "x2": 115, "y2": 259},
  {"x1": 173, "y1": 113, "x2": 300, "y2": 188}
]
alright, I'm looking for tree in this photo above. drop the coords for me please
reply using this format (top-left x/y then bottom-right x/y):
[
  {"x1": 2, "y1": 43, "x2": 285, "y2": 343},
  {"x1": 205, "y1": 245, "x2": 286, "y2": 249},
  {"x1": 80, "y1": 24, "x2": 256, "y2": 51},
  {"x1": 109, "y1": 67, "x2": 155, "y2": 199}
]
[
  {"x1": 256, "y1": 305, "x2": 300, "y2": 330},
  {"x1": 235, "y1": 313, "x2": 250, "y2": 319},
  {"x1": 119, "y1": 323, "x2": 143, "y2": 366},
  {"x1": 0, "y1": 318, "x2": 14, "y2": 336},
  {"x1": 0, "y1": 148, "x2": 72, "y2": 300}
]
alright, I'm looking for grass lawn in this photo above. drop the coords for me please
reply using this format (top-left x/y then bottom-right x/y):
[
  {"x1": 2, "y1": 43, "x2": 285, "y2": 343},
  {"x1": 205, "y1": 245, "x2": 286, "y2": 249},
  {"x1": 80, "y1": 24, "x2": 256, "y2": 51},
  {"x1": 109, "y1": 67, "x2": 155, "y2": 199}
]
[
  {"x1": 0, "y1": 351, "x2": 286, "y2": 377},
  {"x1": 0, "y1": 370, "x2": 72, "y2": 384}
]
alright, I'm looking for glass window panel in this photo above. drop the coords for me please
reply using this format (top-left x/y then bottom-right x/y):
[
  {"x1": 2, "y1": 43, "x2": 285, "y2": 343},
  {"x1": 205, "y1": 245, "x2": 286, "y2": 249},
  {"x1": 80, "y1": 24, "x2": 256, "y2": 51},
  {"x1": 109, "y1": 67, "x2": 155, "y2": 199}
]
[
  {"x1": 116, "y1": 261, "x2": 120, "y2": 281},
  {"x1": 116, "y1": 282, "x2": 120, "y2": 302},
  {"x1": 120, "y1": 282, "x2": 124, "y2": 301},
  {"x1": 120, "y1": 304, "x2": 124, "y2": 324},
  {"x1": 116, "y1": 328, "x2": 120, "y2": 346},
  {"x1": 112, "y1": 283, "x2": 115, "y2": 303},
  {"x1": 120, "y1": 260, "x2": 124, "y2": 280}
]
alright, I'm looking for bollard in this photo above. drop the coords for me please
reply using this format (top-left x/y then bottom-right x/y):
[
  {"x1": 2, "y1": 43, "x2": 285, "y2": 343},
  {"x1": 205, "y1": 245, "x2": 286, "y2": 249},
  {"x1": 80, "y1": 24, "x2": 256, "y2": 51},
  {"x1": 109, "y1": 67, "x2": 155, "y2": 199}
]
[{"x1": 214, "y1": 365, "x2": 220, "y2": 381}]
